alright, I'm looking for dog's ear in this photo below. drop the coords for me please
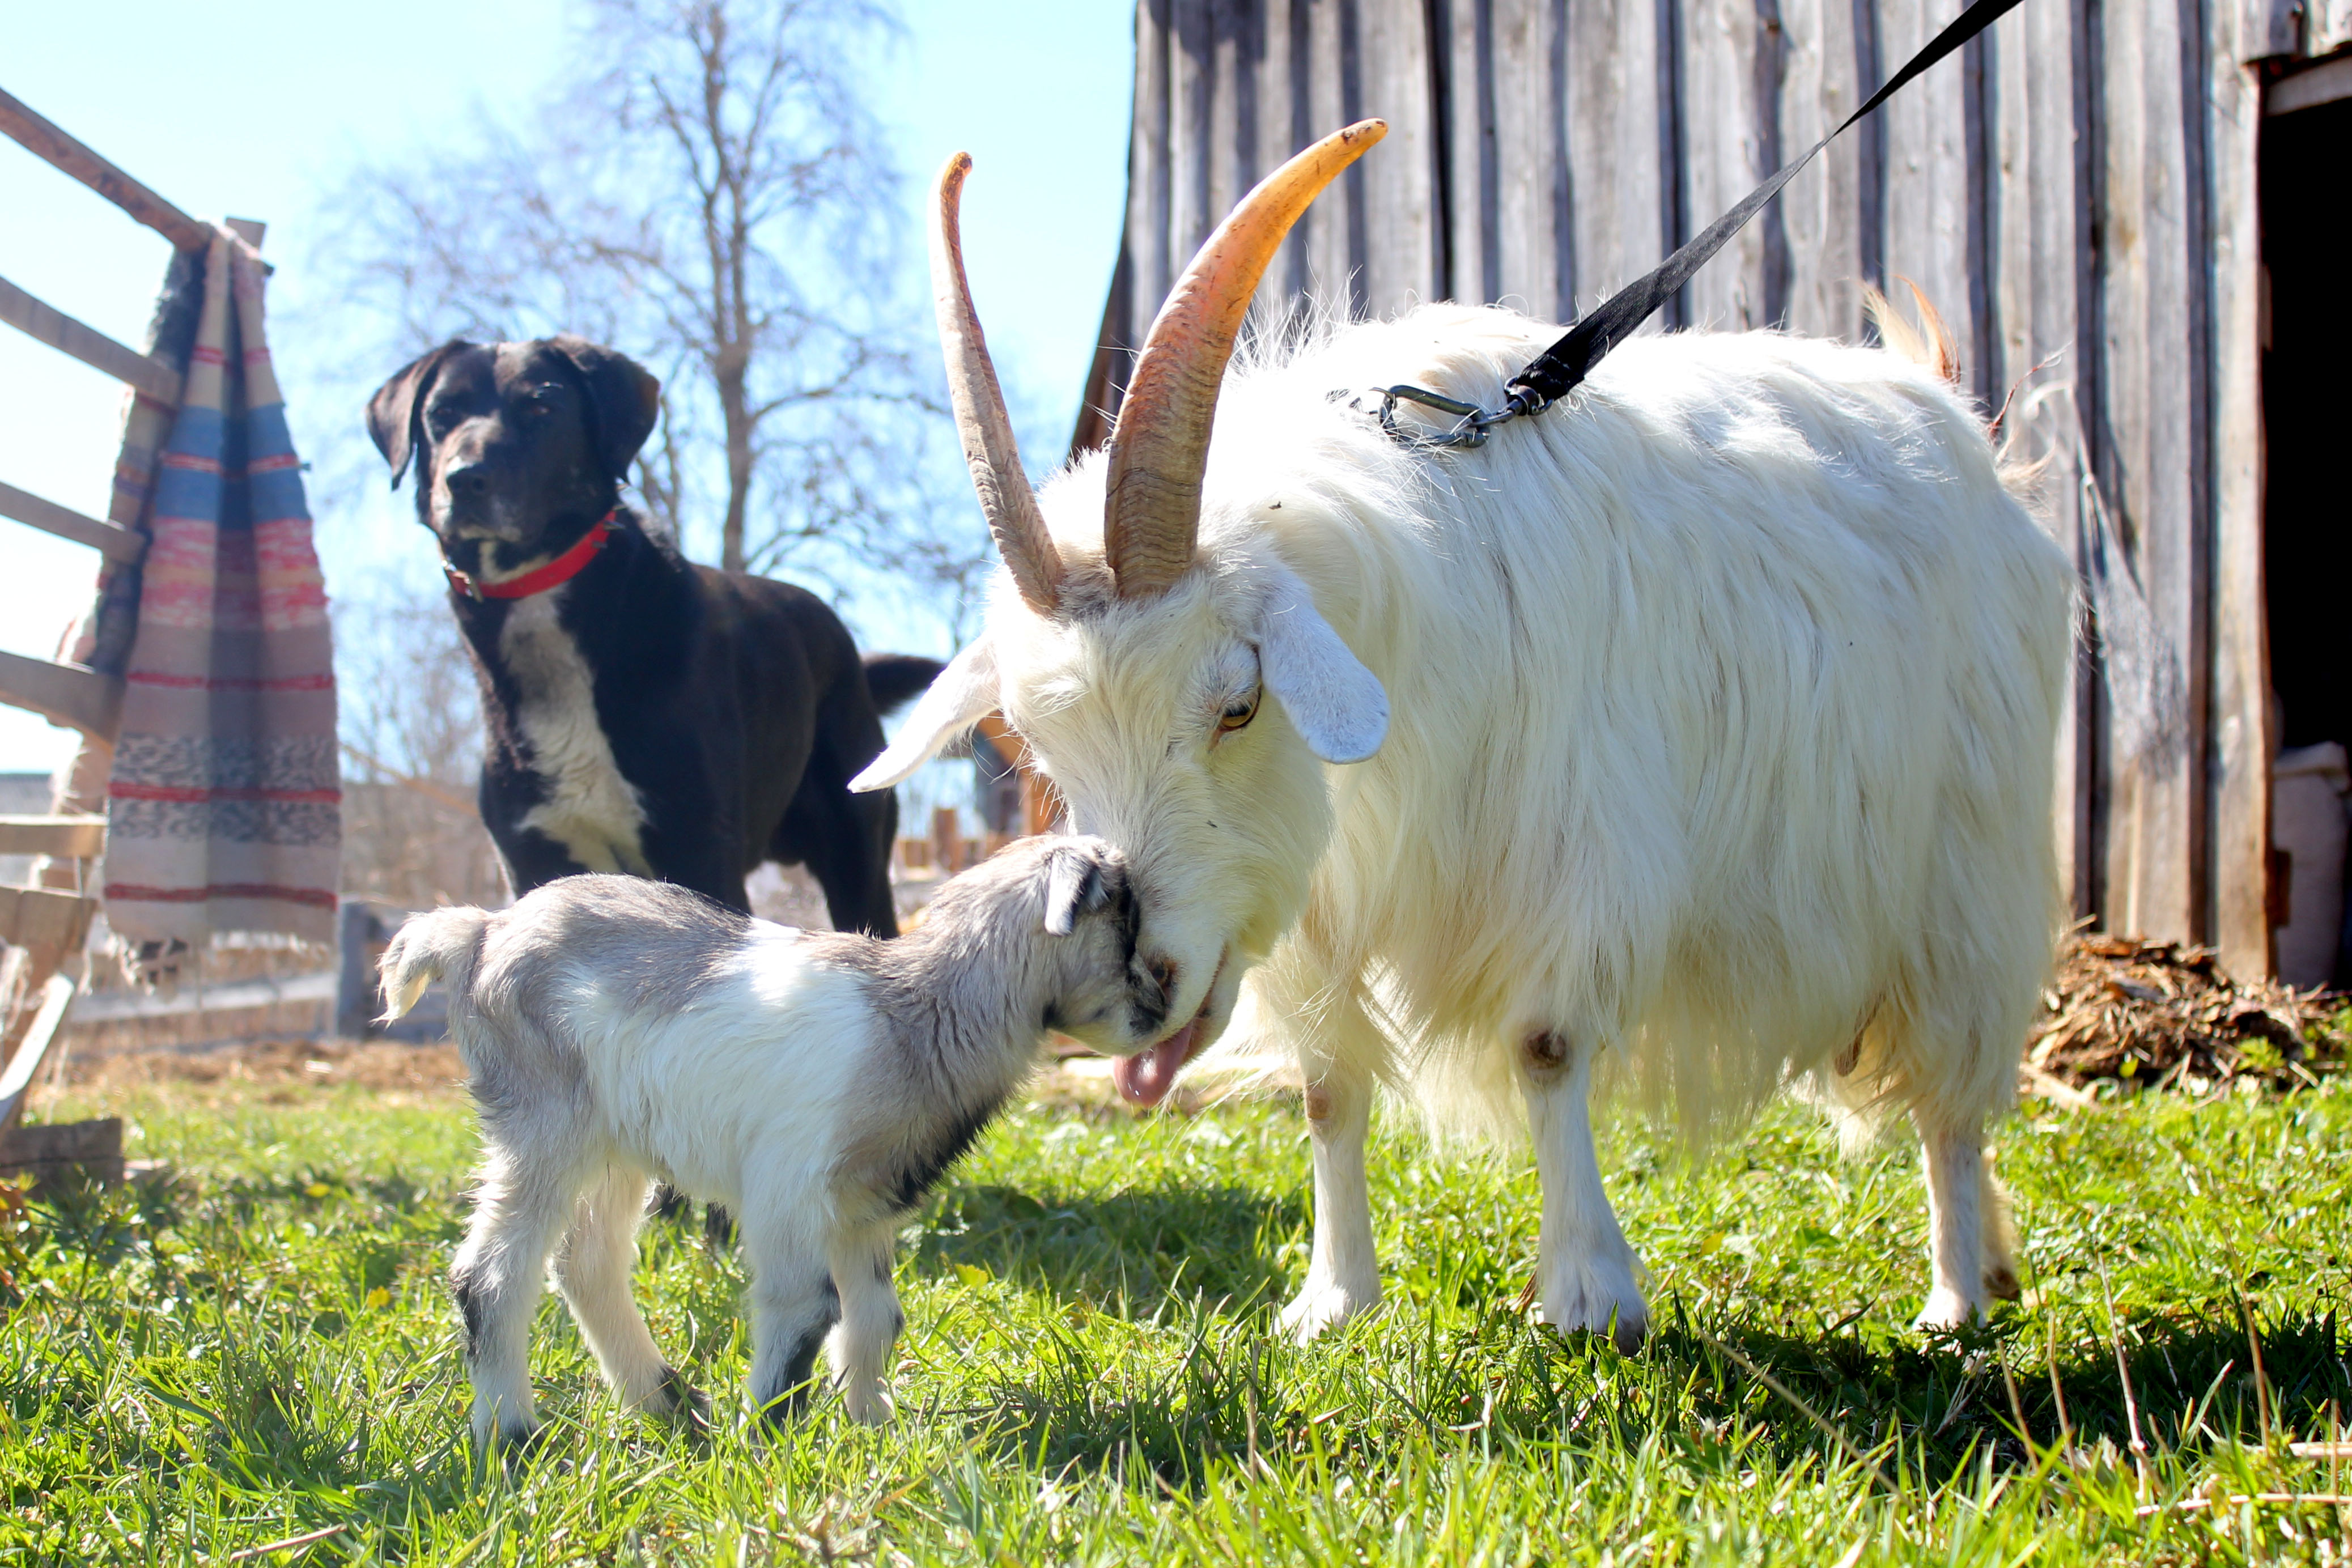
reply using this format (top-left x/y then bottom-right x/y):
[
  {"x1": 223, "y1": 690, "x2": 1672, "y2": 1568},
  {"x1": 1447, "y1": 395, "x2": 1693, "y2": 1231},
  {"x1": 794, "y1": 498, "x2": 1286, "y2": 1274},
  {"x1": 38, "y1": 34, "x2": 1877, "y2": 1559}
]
[
  {"x1": 549, "y1": 337, "x2": 662, "y2": 479},
  {"x1": 1042, "y1": 844, "x2": 1113, "y2": 937},
  {"x1": 366, "y1": 341, "x2": 474, "y2": 489}
]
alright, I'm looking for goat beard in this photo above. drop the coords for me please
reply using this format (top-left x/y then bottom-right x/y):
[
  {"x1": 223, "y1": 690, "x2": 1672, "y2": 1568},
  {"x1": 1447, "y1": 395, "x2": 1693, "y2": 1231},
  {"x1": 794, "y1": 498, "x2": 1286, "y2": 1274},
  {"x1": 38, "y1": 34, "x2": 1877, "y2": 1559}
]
[{"x1": 1112, "y1": 989, "x2": 1218, "y2": 1106}]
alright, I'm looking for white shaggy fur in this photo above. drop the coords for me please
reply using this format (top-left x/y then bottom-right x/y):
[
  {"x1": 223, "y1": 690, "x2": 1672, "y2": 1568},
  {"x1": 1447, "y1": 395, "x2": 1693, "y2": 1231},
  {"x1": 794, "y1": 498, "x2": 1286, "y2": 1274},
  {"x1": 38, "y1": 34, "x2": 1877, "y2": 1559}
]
[
  {"x1": 378, "y1": 836, "x2": 1166, "y2": 1450},
  {"x1": 859, "y1": 304, "x2": 2070, "y2": 1343}
]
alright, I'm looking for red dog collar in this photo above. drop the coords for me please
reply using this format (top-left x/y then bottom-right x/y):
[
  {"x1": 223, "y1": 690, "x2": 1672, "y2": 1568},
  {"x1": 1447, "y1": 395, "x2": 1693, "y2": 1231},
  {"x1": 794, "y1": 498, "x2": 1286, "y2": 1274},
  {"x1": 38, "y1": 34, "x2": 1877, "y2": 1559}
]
[{"x1": 445, "y1": 513, "x2": 616, "y2": 601}]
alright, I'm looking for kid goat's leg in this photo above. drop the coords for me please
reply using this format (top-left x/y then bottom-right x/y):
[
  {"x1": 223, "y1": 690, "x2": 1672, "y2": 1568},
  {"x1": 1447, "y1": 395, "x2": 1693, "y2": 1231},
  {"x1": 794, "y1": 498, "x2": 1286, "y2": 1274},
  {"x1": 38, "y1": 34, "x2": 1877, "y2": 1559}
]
[
  {"x1": 741, "y1": 1200, "x2": 842, "y2": 1433},
  {"x1": 1520, "y1": 1028, "x2": 1648, "y2": 1350},
  {"x1": 451, "y1": 1145, "x2": 583, "y2": 1450},
  {"x1": 551, "y1": 1165, "x2": 703, "y2": 1426},
  {"x1": 825, "y1": 1219, "x2": 903, "y2": 1426}
]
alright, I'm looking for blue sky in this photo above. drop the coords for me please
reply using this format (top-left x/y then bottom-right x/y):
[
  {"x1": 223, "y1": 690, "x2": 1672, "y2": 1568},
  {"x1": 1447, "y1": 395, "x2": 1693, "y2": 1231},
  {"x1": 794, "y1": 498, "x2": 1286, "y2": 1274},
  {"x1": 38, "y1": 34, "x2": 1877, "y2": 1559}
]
[{"x1": 0, "y1": 0, "x2": 1133, "y2": 774}]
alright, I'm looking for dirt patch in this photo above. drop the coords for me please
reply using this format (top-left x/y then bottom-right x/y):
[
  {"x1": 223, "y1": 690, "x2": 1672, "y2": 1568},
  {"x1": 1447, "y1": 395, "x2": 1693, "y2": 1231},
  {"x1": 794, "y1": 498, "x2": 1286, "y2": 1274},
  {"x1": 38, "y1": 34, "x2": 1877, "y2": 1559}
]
[{"x1": 57, "y1": 1037, "x2": 466, "y2": 1098}]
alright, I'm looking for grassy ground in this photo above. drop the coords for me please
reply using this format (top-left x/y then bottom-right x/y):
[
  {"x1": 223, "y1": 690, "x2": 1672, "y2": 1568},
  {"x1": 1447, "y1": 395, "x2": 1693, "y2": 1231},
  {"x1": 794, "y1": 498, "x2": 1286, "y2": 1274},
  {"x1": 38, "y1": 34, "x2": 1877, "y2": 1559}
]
[{"x1": 5, "y1": 1051, "x2": 2350, "y2": 1565}]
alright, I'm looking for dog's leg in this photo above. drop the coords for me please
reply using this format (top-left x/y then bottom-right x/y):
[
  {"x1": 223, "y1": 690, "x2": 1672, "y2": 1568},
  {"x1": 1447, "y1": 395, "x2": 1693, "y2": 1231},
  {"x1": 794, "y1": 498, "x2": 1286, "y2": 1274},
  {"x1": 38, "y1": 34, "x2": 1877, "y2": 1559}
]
[
  {"x1": 741, "y1": 1206, "x2": 842, "y2": 1434},
  {"x1": 1521, "y1": 1028, "x2": 1648, "y2": 1350},
  {"x1": 551, "y1": 1165, "x2": 703, "y2": 1429},
  {"x1": 825, "y1": 1221, "x2": 903, "y2": 1426},
  {"x1": 451, "y1": 1145, "x2": 583, "y2": 1451},
  {"x1": 1277, "y1": 1055, "x2": 1382, "y2": 1344}
]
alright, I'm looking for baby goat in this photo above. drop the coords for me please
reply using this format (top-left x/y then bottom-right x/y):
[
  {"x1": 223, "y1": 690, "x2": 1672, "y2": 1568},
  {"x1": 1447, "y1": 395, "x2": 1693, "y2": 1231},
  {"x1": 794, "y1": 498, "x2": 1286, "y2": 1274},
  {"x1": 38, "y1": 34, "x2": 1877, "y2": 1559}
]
[{"x1": 378, "y1": 835, "x2": 1165, "y2": 1449}]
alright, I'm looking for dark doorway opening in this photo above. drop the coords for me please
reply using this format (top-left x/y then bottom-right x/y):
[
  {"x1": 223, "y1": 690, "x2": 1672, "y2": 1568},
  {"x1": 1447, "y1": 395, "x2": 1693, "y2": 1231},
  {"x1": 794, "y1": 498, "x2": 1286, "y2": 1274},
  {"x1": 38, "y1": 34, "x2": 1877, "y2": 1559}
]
[{"x1": 2260, "y1": 84, "x2": 2351, "y2": 985}]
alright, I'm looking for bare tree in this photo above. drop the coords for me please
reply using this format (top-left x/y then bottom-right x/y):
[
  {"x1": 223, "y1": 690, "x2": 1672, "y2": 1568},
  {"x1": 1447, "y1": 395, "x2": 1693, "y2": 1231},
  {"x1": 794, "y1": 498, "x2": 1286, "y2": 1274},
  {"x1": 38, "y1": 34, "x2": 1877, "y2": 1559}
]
[{"x1": 316, "y1": 0, "x2": 985, "y2": 594}]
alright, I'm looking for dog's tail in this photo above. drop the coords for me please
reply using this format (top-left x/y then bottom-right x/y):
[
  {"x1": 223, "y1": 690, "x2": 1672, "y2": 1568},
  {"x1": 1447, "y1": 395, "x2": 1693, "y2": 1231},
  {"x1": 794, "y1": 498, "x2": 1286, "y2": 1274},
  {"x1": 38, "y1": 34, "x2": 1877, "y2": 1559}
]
[
  {"x1": 379, "y1": 907, "x2": 493, "y2": 1022},
  {"x1": 862, "y1": 652, "x2": 946, "y2": 716}
]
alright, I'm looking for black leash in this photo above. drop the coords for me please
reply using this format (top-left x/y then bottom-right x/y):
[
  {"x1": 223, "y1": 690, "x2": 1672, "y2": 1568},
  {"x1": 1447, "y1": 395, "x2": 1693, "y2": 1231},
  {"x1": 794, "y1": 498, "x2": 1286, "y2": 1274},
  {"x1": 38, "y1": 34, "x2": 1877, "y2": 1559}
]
[{"x1": 1360, "y1": 0, "x2": 2030, "y2": 449}]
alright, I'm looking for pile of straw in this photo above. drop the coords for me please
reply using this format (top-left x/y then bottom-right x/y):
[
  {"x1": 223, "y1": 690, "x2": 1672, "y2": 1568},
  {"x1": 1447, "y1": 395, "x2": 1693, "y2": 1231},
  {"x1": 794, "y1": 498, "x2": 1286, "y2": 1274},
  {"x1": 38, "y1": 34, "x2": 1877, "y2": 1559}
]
[{"x1": 2025, "y1": 933, "x2": 2341, "y2": 1097}]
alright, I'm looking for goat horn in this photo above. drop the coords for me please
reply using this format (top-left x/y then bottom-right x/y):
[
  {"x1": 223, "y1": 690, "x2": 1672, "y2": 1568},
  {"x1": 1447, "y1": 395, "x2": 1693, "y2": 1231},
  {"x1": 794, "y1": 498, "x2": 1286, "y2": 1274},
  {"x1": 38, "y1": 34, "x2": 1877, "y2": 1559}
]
[
  {"x1": 933, "y1": 151, "x2": 1065, "y2": 614},
  {"x1": 1103, "y1": 119, "x2": 1387, "y2": 598}
]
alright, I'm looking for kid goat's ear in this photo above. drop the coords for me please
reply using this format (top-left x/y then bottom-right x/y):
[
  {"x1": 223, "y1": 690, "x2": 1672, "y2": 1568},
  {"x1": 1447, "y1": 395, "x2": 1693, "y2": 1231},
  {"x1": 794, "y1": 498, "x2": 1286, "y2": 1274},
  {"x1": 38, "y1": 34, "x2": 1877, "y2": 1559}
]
[{"x1": 1042, "y1": 846, "x2": 1109, "y2": 936}]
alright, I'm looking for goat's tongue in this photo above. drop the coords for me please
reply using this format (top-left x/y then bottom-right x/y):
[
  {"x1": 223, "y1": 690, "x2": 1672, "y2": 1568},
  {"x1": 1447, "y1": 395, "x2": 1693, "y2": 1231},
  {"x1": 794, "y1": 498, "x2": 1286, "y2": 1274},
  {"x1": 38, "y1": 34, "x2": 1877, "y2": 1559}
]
[{"x1": 1113, "y1": 1017, "x2": 1203, "y2": 1107}]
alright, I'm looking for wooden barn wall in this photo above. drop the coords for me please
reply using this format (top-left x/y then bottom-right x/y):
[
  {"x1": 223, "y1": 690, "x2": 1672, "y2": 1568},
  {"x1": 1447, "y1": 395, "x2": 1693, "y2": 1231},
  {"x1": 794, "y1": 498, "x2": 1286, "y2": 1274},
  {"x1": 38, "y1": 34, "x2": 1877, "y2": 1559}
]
[{"x1": 1083, "y1": 0, "x2": 2288, "y2": 972}]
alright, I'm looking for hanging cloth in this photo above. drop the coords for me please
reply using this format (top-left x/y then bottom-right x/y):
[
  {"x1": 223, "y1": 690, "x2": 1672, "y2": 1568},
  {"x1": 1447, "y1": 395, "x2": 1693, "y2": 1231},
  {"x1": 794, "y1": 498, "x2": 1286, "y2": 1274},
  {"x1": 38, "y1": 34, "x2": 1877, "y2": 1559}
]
[{"x1": 99, "y1": 231, "x2": 339, "y2": 942}]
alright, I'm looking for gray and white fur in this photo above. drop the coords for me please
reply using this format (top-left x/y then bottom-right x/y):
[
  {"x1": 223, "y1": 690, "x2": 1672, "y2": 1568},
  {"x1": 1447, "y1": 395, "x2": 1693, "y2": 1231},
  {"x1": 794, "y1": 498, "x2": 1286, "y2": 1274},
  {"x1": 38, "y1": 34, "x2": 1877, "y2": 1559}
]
[{"x1": 379, "y1": 835, "x2": 1166, "y2": 1450}]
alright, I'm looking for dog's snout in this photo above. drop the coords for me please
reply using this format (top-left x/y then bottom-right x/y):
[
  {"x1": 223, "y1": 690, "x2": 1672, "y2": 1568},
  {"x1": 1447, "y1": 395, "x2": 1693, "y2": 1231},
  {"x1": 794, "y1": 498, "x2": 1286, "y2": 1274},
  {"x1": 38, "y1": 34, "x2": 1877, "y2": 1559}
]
[{"x1": 444, "y1": 462, "x2": 493, "y2": 499}]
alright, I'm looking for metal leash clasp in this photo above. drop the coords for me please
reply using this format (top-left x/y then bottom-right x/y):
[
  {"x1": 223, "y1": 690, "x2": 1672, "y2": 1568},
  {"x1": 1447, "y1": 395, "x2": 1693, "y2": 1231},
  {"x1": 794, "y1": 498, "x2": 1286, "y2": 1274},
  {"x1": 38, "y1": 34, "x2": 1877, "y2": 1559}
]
[{"x1": 1341, "y1": 381, "x2": 1552, "y2": 451}]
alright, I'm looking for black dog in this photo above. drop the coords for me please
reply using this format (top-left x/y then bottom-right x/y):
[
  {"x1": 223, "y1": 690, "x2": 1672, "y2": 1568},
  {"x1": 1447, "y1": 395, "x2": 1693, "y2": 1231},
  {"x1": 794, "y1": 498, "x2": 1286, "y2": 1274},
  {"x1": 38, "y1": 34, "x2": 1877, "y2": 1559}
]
[{"x1": 366, "y1": 335, "x2": 937, "y2": 932}]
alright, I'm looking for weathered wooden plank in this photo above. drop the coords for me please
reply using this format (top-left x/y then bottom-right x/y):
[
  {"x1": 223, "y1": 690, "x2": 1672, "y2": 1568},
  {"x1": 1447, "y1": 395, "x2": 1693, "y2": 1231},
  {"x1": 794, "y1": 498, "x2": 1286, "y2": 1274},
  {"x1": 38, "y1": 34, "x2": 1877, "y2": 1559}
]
[
  {"x1": 1774, "y1": 0, "x2": 1867, "y2": 340},
  {"x1": 1678, "y1": 0, "x2": 1772, "y2": 329},
  {"x1": 1357, "y1": 0, "x2": 1444, "y2": 316},
  {"x1": 2269, "y1": 54, "x2": 2352, "y2": 114},
  {"x1": 0, "y1": 479, "x2": 143, "y2": 564},
  {"x1": 0, "y1": 816, "x2": 105, "y2": 859},
  {"x1": 2094, "y1": 0, "x2": 2208, "y2": 944},
  {"x1": 1490, "y1": 0, "x2": 1572, "y2": 320},
  {"x1": 0, "y1": 273, "x2": 181, "y2": 405},
  {"x1": 0, "y1": 886, "x2": 96, "y2": 951},
  {"x1": 0, "y1": 650, "x2": 123, "y2": 741},
  {"x1": 1170, "y1": 0, "x2": 1218, "y2": 274},
  {"x1": 1441, "y1": 0, "x2": 1494, "y2": 304},
  {"x1": 1131, "y1": 0, "x2": 1176, "y2": 338},
  {"x1": 0, "y1": 977, "x2": 82, "y2": 1136},
  {"x1": 2206, "y1": 0, "x2": 2273, "y2": 974},
  {"x1": 2006, "y1": 0, "x2": 2097, "y2": 915},
  {"x1": 0, "y1": 1115, "x2": 124, "y2": 1192},
  {"x1": 1875, "y1": 0, "x2": 1978, "y2": 386},
  {"x1": 1560, "y1": 0, "x2": 1671, "y2": 316},
  {"x1": 2307, "y1": 0, "x2": 2352, "y2": 53},
  {"x1": 0, "y1": 88, "x2": 210, "y2": 252},
  {"x1": 1300, "y1": 0, "x2": 1362, "y2": 311}
]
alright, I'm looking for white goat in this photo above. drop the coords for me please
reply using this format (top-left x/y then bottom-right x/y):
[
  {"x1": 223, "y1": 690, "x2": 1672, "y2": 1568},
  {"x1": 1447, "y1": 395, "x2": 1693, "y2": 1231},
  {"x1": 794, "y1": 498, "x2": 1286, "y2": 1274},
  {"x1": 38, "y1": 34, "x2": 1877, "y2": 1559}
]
[
  {"x1": 377, "y1": 836, "x2": 1164, "y2": 1448},
  {"x1": 857, "y1": 126, "x2": 2070, "y2": 1345}
]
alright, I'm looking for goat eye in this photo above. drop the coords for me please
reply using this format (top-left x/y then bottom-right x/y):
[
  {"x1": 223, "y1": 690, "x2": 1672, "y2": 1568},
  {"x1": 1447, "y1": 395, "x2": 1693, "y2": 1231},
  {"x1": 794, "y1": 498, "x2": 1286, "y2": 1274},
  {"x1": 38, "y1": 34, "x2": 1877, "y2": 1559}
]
[{"x1": 1218, "y1": 688, "x2": 1260, "y2": 733}]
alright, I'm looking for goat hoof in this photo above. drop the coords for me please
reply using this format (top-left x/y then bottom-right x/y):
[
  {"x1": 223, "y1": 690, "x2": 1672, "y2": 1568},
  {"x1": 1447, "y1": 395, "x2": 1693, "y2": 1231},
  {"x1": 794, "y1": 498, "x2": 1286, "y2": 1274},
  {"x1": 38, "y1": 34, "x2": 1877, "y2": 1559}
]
[
  {"x1": 1534, "y1": 1263, "x2": 1649, "y2": 1352},
  {"x1": 1914, "y1": 1286, "x2": 1983, "y2": 1333},
  {"x1": 660, "y1": 1372, "x2": 713, "y2": 1435},
  {"x1": 1276, "y1": 1278, "x2": 1376, "y2": 1344},
  {"x1": 1983, "y1": 1264, "x2": 2022, "y2": 1301}
]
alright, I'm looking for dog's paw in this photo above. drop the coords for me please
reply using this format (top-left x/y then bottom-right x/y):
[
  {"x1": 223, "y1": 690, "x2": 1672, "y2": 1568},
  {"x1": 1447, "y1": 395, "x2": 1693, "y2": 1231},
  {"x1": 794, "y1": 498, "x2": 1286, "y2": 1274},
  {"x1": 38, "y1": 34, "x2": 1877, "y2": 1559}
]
[
  {"x1": 1914, "y1": 1286, "x2": 1984, "y2": 1333},
  {"x1": 1276, "y1": 1276, "x2": 1378, "y2": 1345},
  {"x1": 1534, "y1": 1256, "x2": 1649, "y2": 1352}
]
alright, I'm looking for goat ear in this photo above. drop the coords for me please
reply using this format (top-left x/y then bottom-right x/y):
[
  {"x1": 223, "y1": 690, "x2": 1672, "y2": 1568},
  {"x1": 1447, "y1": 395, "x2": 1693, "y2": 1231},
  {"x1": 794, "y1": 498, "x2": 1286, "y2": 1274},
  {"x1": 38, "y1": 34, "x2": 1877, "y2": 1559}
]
[
  {"x1": 365, "y1": 341, "x2": 473, "y2": 488},
  {"x1": 850, "y1": 639, "x2": 999, "y2": 792},
  {"x1": 1256, "y1": 565, "x2": 1389, "y2": 764},
  {"x1": 1042, "y1": 845, "x2": 1109, "y2": 936},
  {"x1": 548, "y1": 335, "x2": 662, "y2": 478}
]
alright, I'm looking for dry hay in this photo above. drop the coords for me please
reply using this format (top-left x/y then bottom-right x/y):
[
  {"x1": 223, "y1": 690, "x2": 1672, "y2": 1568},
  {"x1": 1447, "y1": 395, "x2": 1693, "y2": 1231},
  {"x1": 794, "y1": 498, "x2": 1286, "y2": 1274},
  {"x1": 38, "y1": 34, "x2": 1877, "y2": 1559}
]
[{"x1": 2027, "y1": 932, "x2": 2345, "y2": 1097}]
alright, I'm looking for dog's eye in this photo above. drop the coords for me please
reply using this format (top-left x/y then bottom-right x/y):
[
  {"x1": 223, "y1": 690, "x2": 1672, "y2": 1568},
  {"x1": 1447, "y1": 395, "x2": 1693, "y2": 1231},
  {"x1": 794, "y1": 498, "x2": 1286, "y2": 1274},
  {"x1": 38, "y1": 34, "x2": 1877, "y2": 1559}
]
[
  {"x1": 1217, "y1": 688, "x2": 1260, "y2": 733},
  {"x1": 424, "y1": 404, "x2": 458, "y2": 434}
]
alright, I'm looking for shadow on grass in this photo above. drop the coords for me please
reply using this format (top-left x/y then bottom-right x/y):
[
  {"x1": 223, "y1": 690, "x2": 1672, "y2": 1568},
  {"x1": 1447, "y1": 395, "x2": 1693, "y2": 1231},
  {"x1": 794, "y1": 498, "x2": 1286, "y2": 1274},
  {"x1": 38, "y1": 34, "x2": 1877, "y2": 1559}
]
[
  {"x1": 939, "y1": 1296, "x2": 2351, "y2": 1493},
  {"x1": 910, "y1": 1180, "x2": 1306, "y2": 1312}
]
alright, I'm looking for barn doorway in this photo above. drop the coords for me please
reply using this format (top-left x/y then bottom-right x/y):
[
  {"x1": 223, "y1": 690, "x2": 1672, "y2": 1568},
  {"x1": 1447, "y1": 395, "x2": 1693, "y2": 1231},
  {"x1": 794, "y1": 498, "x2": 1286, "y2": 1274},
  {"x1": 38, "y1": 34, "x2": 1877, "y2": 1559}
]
[{"x1": 2261, "y1": 69, "x2": 2352, "y2": 987}]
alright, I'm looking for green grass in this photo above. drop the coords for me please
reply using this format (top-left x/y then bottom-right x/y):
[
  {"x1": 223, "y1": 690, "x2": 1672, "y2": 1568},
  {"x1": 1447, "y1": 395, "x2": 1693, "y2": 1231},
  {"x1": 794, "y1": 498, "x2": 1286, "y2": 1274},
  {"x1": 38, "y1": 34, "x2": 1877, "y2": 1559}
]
[{"x1": 6, "y1": 1068, "x2": 2350, "y2": 1565}]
